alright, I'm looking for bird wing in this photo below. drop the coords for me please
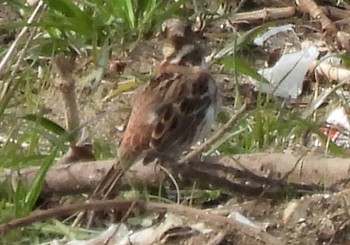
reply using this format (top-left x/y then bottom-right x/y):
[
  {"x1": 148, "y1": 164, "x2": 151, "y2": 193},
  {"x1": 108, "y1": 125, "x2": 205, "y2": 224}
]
[
  {"x1": 119, "y1": 65, "x2": 216, "y2": 165},
  {"x1": 148, "y1": 66, "x2": 216, "y2": 157}
]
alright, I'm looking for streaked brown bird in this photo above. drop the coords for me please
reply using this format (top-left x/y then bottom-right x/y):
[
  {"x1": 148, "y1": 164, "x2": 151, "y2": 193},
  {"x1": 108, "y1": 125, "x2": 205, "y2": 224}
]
[{"x1": 93, "y1": 18, "x2": 219, "y2": 198}]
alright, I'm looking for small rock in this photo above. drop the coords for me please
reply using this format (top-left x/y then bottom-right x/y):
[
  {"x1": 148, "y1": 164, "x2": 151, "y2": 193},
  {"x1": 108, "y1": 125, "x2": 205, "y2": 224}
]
[{"x1": 283, "y1": 200, "x2": 307, "y2": 225}]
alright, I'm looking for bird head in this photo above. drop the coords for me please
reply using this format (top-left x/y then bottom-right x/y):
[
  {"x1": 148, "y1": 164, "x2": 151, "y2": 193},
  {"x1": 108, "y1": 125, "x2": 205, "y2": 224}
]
[{"x1": 159, "y1": 18, "x2": 206, "y2": 67}]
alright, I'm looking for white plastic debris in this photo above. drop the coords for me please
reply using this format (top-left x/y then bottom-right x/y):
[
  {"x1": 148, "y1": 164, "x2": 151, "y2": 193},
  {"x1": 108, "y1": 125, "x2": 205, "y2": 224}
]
[
  {"x1": 65, "y1": 214, "x2": 187, "y2": 245},
  {"x1": 66, "y1": 224, "x2": 129, "y2": 245},
  {"x1": 316, "y1": 106, "x2": 350, "y2": 149},
  {"x1": 250, "y1": 43, "x2": 319, "y2": 99},
  {"x1": 130, "y1": 213, "x2": 184, "y2": 244},
  {"x1": 228, "y1": 211, "x2": 258, "y2": 228},
  {"x1": 326, "y1": 106, "x2": 350, "y2": 131},
  {"x1": 254, "y1": 24, "x2": 295, "y2": 46}
]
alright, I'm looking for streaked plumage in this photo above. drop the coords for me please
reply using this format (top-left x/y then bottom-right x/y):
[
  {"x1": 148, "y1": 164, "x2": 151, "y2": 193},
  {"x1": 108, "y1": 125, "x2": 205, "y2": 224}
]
[{"x1": 93, "y1": 18, "x2": 218, "y2": 198}]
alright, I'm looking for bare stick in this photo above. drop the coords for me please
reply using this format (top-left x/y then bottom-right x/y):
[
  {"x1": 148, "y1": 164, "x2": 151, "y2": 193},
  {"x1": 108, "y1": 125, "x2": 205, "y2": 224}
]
[
  {"x1": 0, "y1": 1, "x2": 44, "y2": 77},
  {"x1": 297, "y1": 0, "x2": 338, "y2": 34},
  {"x1": 52, "y1": 54, "x2": 80, "y2": 141},
  {"x1": 0, "y1": 199, "x2": 283, "y2": 245},
  {"x1": 180, "y1": 102, "x2": 247, "y2": 163},
  {"x1": 0, "y1": 199, "x2": 139, "y2": 234},
  {"x1": 229, "y1": 7, "x2": 296, "y2": 23},
  {"x1": 3, "y1": 150, "x2": 350, "y2": 198},
  {"x1": 0, "y1": 21, "x2": 38, "y2": 101}
]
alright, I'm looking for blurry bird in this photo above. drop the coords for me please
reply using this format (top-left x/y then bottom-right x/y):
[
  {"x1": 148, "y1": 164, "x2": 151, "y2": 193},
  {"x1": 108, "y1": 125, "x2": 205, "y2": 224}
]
[
  {"x1": 92, "y1": 18, "x2": 218, "y2": 198},
  {"x1": 55, "y1": 137, "x2": 95, "y2": 165}
]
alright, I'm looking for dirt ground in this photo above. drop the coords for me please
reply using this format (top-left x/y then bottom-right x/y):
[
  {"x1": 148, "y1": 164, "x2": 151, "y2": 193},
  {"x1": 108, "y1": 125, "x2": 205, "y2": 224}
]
[{"x1": 2, "y1": 0, "x2": 350, "y2": 244}]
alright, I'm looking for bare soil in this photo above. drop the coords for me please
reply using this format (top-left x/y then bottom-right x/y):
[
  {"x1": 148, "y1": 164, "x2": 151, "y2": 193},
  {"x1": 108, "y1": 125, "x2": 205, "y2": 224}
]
[{"x1": 2, "y1": 0, "x2": 350, "y2": 244}]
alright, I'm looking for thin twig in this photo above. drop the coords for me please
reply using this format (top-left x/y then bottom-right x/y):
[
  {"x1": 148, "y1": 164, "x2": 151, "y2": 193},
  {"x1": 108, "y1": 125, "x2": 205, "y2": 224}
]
[
  {"x1": 180, "y1": 102, "x2": 247, "y2": 163},
  {"x1": 52, "y1": 54, "x2": 80, "y2": 141},
  {"x1": 0, "y1": 199, "x2": 140, "y2": 235},
  {"x1": 0, "y1": 199, "x2": 283, "y2": 245},
  {"x1": 258, "y1": 154, "x2": 307, "y2": 198},
  {"x1": 159, "y1": 165, "x2": 181, "y2": 204},
  {"x1": 0, "y1": 23, "x2": 38, "y2": 101},
  {"x1": 103, "y1": 201, "x2": 138, "y2": 243},
  {"x1": 0, "y1": 1, "x2": 45, "y2": 77}
]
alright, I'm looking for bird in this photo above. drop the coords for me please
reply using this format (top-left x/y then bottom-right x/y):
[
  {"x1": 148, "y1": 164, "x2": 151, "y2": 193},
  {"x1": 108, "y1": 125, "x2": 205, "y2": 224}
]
[
  {"x1": 92, "y1": 18, "x2": 219, "y2": 199},
  {"x1": 55, "y1": 138, "x2": 95, "y2": 165}
]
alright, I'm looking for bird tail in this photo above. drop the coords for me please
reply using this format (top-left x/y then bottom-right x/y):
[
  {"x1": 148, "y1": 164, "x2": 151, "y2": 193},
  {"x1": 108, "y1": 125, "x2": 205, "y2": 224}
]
[{"x1": 90, "y1": 161, "x2": 125, "y2": 200}]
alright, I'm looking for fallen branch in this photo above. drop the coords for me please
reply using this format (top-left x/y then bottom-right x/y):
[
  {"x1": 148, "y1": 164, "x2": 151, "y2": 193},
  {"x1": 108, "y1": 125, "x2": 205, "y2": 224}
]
[
  {"x1": 226, "y1": 5, "x2": 350, "y2": 27},
  {"x1": 297, "y1": 0, "x2": 338, "y2": 35},
  {"x1": 6, "y1": 160, "x2": 112, "y2": 196},
  {"x1": 2, "y1": 152, "x2": 350, "y2": 197},
  {"x1": 320, "y1": 6, "x2": 350, "y2": 21},
  {"x1": 312, "y1": 60, "x2": 350, "y2": 83},
  {"x1": 0, "y1": 199, "x2": 283, "y2": 245},
  {"x1": 212, "y1": 153, "x2": 350, "y2": 189},
  {"x1": 0, "y1": 199, "x2": 138, "y2": 234},
  {"x1": 228, "y1": 7, "x2": 296, "y2": 24}
]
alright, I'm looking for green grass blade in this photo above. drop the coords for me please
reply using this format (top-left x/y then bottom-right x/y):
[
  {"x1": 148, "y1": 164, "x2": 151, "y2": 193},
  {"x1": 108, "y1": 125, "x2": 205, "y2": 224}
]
[
  {"x1": 24, "y1": 147, "x2": 58, "y2": 211},
  {"x1": 20, "y1": 114, "x2": 67, "y2": 136},
  {"x1": 236, "y1": 22, "x2": 276, "y2": 51},
  {"x1": 220, "y1": 56, "x2": 269, "y2": 84},
  {"x1": 126, "y1": 0, "x2": 136, "y2": 30},
  {"x1": 42, "y1": 0, "x2": 94, "y2": 35}
]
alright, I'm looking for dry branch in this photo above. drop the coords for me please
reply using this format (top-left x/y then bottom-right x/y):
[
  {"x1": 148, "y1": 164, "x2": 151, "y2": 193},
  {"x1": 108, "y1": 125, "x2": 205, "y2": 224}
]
[
  {"x1": 312, "y1": 60, "x2": 350, "y2": 83},
  {"x1": 0, "y1": 199, "x2": 283, "y2": 245},
  {"x1": 180, "y1": 102, "x2": 247, "y2": 162},
  {"x1": 213, "y1": 152, "x2": 350, "y2": 189},
  {"x1": 320, "y1": 6, "x2": 350, "y2": 20},
  {"x1": 0, "y1": 199, "x2": 137, "y2": 234},
  {"x1": 9, "y1": 160, "x2": 112, "y2": 196},
  {"x1": 226, "y1": 5, "x2": 350, "y2": 26},
  {"x1": 2, "y1": 152, "x2": 350, "y2": 197},
  {"x1": 228, "y1": 7, "x2": 296, "y2": 24},
  {"x1": 52, "y1": 54, "x2": 80, "y2": 141},
  {"x1": 0, "y1": 1, "x2": 44, "y2": 77},
  {"x1": 297, "y1": 0, "x2": 338, "y2": 35}
]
